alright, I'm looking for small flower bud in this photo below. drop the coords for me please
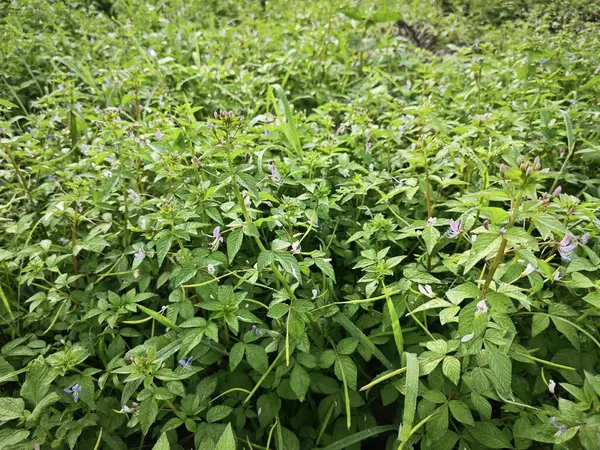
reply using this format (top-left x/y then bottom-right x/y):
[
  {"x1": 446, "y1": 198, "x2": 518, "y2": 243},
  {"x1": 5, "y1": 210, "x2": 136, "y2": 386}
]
[
  {"x1": 552, "y1": 185, "x2": 562, "y2": 196},
  {"x1": 483, "y1": 220, "x2": 490, "y2": 230},
  {"x1": 499, "y1": 163, "x2": 506, "y2": 173},
  {"x1": 533, "y1": 156, "x2": 541, "y2": 169},
  {"x1": 526, "y1": 166, "x2": 534, "y2": 176}
]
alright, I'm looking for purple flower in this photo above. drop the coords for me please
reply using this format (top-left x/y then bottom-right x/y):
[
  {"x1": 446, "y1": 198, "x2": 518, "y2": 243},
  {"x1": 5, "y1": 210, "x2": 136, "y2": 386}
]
[
  {"x1": 155, "y1": 130, "x2": 164, "y2": 139},
  {"x1": 581, "y1": 233, "x2": 590, "y2": 245},
  {"x1": 251, "y1": 325, "x2": 263, "y2": 336},
  {"x1": 59, "y1": 237, "x2": 69, "y2": 245},
  {"x1": 552, "y1": 185, "x2": 562, "y2": 196},
  {"x1": 134, "y1": 245, "x2": 146, "y2": 261},
  {"x1": 205, "y1": 226, "x2": 223, "y2": 251},
  {"x1": 427, "y1": 217, "x2": 437, "y2": 226},
  {"x1": 128, "y1": 189, "x2": 140, "y2": 204},
  {"x1": 267, "y1": 162, "x2": 282, "y2": 184},
  {"x1": 558, "y1": 235, "x2": 577, "y2": 260},
  {"x1": 179, "y1": 356, "x2": 193, "y2": 368},
  {"x1": 447, "y1": 219, "x2": 462, "y2": 238},
  {"x1": 263, "y1": 129, "x2": 271, "y2": 136},
  {"x1": 475, "y1": 300, "x2": 488, "y2": 315},
  {"x1": 64, "y1": 384, "x2": 82, "y2": 402},
  {"x1": 550, "y1": 415, "x2": 567, "y2": 438},
  {"x1": 48, "y1": 175, "x2": 56, "y2": 182},
  {"x1": 365, "y1": 142, "x2": 372, "y2": 153},
  {"x1": 499, "y1": 227, "x2": 507, "y2": 234}
]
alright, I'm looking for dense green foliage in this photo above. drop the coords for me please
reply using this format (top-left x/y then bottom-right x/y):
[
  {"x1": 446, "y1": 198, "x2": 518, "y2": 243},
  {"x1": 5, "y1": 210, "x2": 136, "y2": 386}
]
[{"x1": 2, "y1": 0, "x2": 600, "y2": 449}]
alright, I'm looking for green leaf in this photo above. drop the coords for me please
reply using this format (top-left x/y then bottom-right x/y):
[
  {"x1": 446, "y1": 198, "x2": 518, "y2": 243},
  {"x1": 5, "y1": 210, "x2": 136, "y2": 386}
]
[
  {"x1": 206, "y1": 405, "x2": 233, "y2": 423},
  {"x1": 529, "y1": 213, "x2": 567, "y2": 240},
  {"x1": 155, "y1": 232, "x2": 173, "y2": 268},
  {"x1": 290, "y1": 363, "x2": 310, "y2": 401},
  {"x1": 334, "y1": 355, "x2": 357, "y2": 391},
  {"x1": 257, "y1": 250, "x2": 275, "y2": 271},
  {"x1": 442, "y1": 356, "x2": 461, "y2": 385},
  {"x1": 463, "y1": 234, "x2": 503, "y2": 274},
  {"x1": 423, "y1": 225, "x2": 441, "y2": 255},
  {"x1": 0, "y1": 428, "x2": 29, "y2": 450},
  {"x1": 487, "y1": 346, "x2": 512, "y2": 396},
  {"x1": 426, "y1": 404, "x2": 449, "y2": 437},
  {"x1": 531, "y1": 313, "x2": 549, "y2": 337},
  {"x1": 245, "y1": 344, "x2": 268, "y2": 373},
  {"x1": 337, "y1": 337, "x2": 359, "y2": 355},
  {"x1": 446, "y1": 283, "x2": 480, "y2": 305},
  {"x1": 333, "y1": 312, "x2": 393, "y2": 370},
  {"x1": 318, "y1": 426, "x2": 397, "y2": 450},
  {"x1": 227, "y1": 228, "x2": 244, "y2": 264},
  {"x1": 314, "y1": 259, "x2": 336, "y2": 281},
  {"x1": 152, "y1": 433, "x2": 170, "y2": 450},
  {"x1": 0, "y1": 397, "x2": 24, "y2": 421},
  {"x1": 21, "y1": 358, "x2": 58, "y2": 406},
  {"x1": 215, "y1": 423, "x2": 236, "y2": 450},
  {"x1": 26, "y1": 392, "x2": 60, "y2": 424},
  {"x1": 449, "y1": 400, "x2": 475, "y2": 426},
  {"x1": 171, "y1": 264, "x2": 197, "y2": 287},
  {"x1": 551, "y1": 316, "x2": 580, "y2": 350},
  {"x1": 583, "y1": 292, "x2": 600, "y2": 308},
  {"x1": 467, "y1": 422, "x2": 512, "y2": 449},
  {"x1": 137, "y1": 304, "x2": 180, "y2": 330},
  {"x1": 384, "y1": 289, "x2": 403, "y2": 356},
  {"x1": 139, "y1": 396, "x2": 159, "y2": 435},
  {"x1": 400, "y1": 352, "x2": 419, "y2": 444},
  {"x1": 561, "y1": 109, "x2": 575, "y2": 156},
  {"x1": 229, "y1": 342, "x2": 245, "y2": 371}
]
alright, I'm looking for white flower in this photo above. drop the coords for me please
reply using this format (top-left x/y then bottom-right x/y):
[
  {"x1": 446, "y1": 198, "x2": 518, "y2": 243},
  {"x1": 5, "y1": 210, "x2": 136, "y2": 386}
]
[
  {"x1": 417, "y1": 284, "x2": 435, "y2": 298},
  {"x1": 523, "y1": 263, "x2": 536, "y2": 276},
  {"x1": 207, "y1": 264, "x2": 215, "y2": 275},
  {"x1": 475, "y1": 300, "x2": 488, "y2": 315},
  {"x1": 461, "y1": 332, "x2": 475, "y2": 343},
  {"x1": 291, "y1": 242, "x2": 301, "y2": 253},
  {"x1": 312, "y1": 289, "x2": 318, "y2": 299},
  {"x1": 471, "y1": 234, "x2": 478, "y2": 243},
  {"x1": 427, "y1": 217, "x2": 437, "y2": 226},
  {"x1": 102, "y1": 169, "x2": 112, "y2": 178},
  {"x1": 548, "y1": 379, "x2": 556, "y2": 394}
]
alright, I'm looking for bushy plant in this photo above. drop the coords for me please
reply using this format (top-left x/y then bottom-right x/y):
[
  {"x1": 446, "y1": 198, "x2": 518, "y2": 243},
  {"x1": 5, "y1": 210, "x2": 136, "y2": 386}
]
[{"x1": 1, "y1": 1, "x2": 600, "y2": 449}]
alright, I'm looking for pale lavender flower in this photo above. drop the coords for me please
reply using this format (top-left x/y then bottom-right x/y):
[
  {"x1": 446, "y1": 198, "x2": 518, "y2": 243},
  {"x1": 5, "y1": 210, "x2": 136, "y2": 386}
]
[
  {"x1": 291, "y1": 242, "x2": 301, "y2": 253},
  {"x1": 427, "y1": 217, "x2": 437, "y2": 226},
  {"x1": 48, "y1": 175, "x2": 56, "y2": 182},
  {"x1": 550, "y1": 416, "x2": 558, "y2": 427},
  {"x1": 447, "y1": 219, "x2": 462, "y2": 238},
  {"x1": 475, "y1": 300, "x2": 488, "y2": 315},
  {"x1": 558, "y1": 235, "x2": 577, "y2": 260},
  {"x1": 263, "y1": 129, "x2": 271, "y2": 136},
  {"x1": 365, "y1": 142, "x2": 372, "y2": 153},
  {"x1": 64, "y1": 384, "x2": 82, "y2": 403},
  {"x1": 134, "y1": 245, "x2": 145, "y2": 261},
  {"x1": 555, "y1": 425, "x2": 568, "y2": 439},
  {"x1": 179, "y1": 356, "x2": 193, "y2": 368},
  {"x1": 552, "y1": 185, "x2": 562, "y2": 196},
  {"x1": 267, "y1": 162, "x2": 282, "y2": 184},
  {"x1": 418, "y1": 284, "x2": 435, "y2": 298},
  {"x1": 499, "y1": 227, "x2": 507, "y2": 234},
  {"x1": 581, "y1": 233, "x2": 590, "y2": 245},
  {"x1": 155, "y1": 130, "x2": 164, "y2": 139},
  {"x1": 205, "y1": 226, "x2": 223, "y2": 251},
  {"x1": 522, "y1": 263, "x2": 536, "y2": 276},
  {"x1": 251, "y1": 325, "x2": 263, "y2": 336},
  {"x1": 471, "y1": 235, "x2": 478, "y2": 243},
  {"x1": 461, "y1": 332, "x2": 475, "y2": 343},
  {"x1": 553, "y1": 270, "x2": 562, "y2": 281},
  {"x1": 207, "y1": 264, "x2": 215, "y2": 275},
  {"x1": 128, "y1": 189, "x2": 140, "y2": 204},
  {"x1": 102, "y1": 169, "x2": 112, "y2": 178},
  {"x1": 59, "y1": 237, "x2": 69, "y2": 245}
]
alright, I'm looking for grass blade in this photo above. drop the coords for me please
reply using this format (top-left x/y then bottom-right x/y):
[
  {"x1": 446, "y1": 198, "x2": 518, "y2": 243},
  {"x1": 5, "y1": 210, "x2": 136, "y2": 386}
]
[
  {"x1": 399, "y1": 352, "x2": 419, "y2": 449},
  {"x1": 334, "y1": 312, "x2": 393, "y2": 370},
  {"x1": 360, "y1": 367, "x2": 407, "y2": 391},
  {"x1": 136, "y1": 304, "x2": 180, "y2": 331},
  {"x1": 318, "y1": 425, "x2": 397, "y2": 450},
  {"x1": 383, "y1": 282, "x2": 404, "y2": 357},
  {"x1": 270, "y1": 84, "x2": 302, "y2": 157},
  {"x1": 0, "y1": 283, "x2": 14, "y2": 322}
]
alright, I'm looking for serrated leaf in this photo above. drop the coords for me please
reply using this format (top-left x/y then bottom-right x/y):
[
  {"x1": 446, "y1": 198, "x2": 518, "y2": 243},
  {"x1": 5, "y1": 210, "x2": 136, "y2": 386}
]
[
  {"x1": 487, "y1": 347, "x2": 512, "y2": 396},
  {"x1": 532, "y1": 313, "x2": 549, "y2": 337},
  {"x1": 314, "y1": 259, "x2": 336, "y2": 281},
  {"x1": 290, "y1": 364, "x2": 310, "y2": 401},
  {"x1": 206, "y1": 405, "x2": 233, "y2": 423},
  {"x1": 215, "y1": 423, "x2": 236, "y2": 450},
  {"x1": 449, "y1": 400, "x2": 474, "y2": 426},
  {"x1": 245, "y1": 344, "x2": 268, "y2": 373},
  {"x1": 155, "y1": 232, "x2": 173, "y2": 268},
  {"x1": 227, "y1": 228, "x2": 244, "y2": 263},
  {"x1": 229, "y1": 342, "x2": 245, "y2": 371},
  {"x1": 464, "y1": 234, "x2": 502, "y2": 274},
  {"x1": 423, "y1": 225, "x2": 441, "y2": 255},
  {"x1": 257, "y1": 250, "x2": 275, "y2": 271},
  {"x1": 442, "y1": 356, "x2": 461, "y2": 385},
  {"x1": 467, "y1": 422, "x2": 512, "y2": 449},
  {"x1": 139, "y1": 397, "x2": 159, "y2": 435},
  {"x1": 0, "y1": 397, "x2": 24, "y2": 421},
  {"x1": 152, "y1": 433, "x2": 170, "y2": 450}
]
